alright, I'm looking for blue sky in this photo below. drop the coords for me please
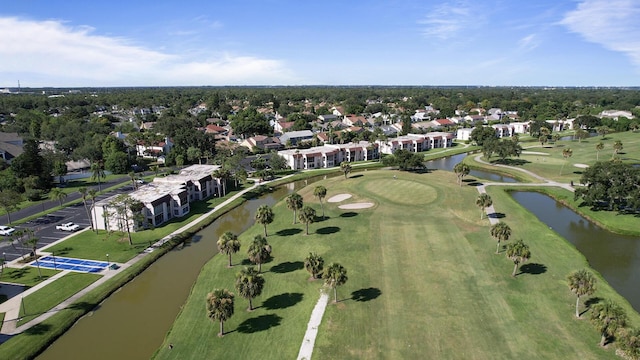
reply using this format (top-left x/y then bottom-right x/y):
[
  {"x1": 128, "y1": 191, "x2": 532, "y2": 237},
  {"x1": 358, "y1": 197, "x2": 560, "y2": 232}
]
[{"x1": 1, "y1": 0, "x2": 639, "y2": 87}]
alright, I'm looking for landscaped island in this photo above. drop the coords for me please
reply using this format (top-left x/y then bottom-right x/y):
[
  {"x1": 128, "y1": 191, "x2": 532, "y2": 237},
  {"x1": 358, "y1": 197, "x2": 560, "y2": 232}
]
[{"x1": 153, "y1": 168, "x2": 638, "y2": 359}]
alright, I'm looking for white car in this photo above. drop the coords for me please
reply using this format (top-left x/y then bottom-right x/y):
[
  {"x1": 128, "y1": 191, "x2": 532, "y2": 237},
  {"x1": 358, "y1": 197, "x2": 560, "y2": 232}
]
[
  {"x1": 56, "y1": 222, "x2": 80, "y2": 232},
  {"x1": 0, "y1": 225, "x2": 15, "y2": 236}
]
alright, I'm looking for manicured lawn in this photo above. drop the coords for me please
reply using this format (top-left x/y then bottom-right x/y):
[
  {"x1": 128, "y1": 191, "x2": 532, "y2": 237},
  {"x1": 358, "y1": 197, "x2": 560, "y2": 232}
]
[
  {"x1": 154, "y1": 169, "x2": 636, "y2": 359},
  {"x1": 45, "y1": 186, "x2": 248, "y2": 263},
  {"x1": 1, "y1": 267, "x2": 60, "y2": 287},
  {"x1": 17, "y1": 272, "x2": 101, "y2": 326},
  {"x1": 465, "y1": 130, "x2": 640, "y2": 183}
]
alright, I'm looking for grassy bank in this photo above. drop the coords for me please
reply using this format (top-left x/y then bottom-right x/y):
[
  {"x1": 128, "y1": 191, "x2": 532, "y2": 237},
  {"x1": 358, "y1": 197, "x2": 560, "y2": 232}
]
[{"x1": 154, "y1": 169, "x2": 636, "y2": 359}]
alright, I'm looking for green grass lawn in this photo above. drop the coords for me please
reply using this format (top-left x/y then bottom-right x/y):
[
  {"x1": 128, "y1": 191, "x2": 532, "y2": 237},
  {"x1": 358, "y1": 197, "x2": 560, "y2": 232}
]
[
  {"x1": 17, "y1": 272, "x2": 101, "y2": 326},
  {"x1": 153, "y1": 169, "x2": 636, "y2": 359},
  {"x1": 465, "y1": 130, "x2": 640, "y2": 184},
  {"x1": 1, "y1": 267, "x2": 60, "y2": 287}
]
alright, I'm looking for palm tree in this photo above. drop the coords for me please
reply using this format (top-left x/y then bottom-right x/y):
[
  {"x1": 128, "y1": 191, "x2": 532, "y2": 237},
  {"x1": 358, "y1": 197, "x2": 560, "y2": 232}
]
[
  {"x1": 595, "y1": 142, "x2": 604, "y2": 161},
  {"x1": 235, "y1": 266, "x2": 265, "y2": 311},
  {"x1": 617, "y1": 327, "x2": 640, "y2": 358},
  {"x1": 340, "y1": 161, "x2": 352, "y2": 179},
  {"x1": 304, "y1": 252, "x2": 324, "y2": 280},
  {"x1": 50, "y1": 188, "x2": 67, "y2": 208},
  {"x1": 613, "y1": 140, "x2": 623, "y2": 157},
  {"x1": 298, "y1": 206, "x2": 317, "y2": 235},
  {"x1": 217, "y1": 231, "x2": 241, "y2": 267},
  {"x1": 255, "y1": 205, "x2": 274, "y2": 237},
  {"x1": 90, "y1": 161, "x2": 106, "y2": 192},
  {"x1": 129, "y1": 171, "x2": 138, "y2": 190},
  {"x1": 552, "y1": 133, "x2": 560, "y2": 144},
  {"x1": 285, "y1": 193, "x2": 303, "y2": 224},
  {"x1": 206, "y1": 288, "x2": 235, "y2": 337},
  {"x1": 453, "y1": 162, "x2": 470, "y2": 186},
  {"x1": 78, "y1": 187, "x2": 94, "y2": 231},
  {"x1": 24, "y1": 235, "x2": 42, "y2": 280},
  {"x1": 590, "y1": 299, "x2": 627, "y2": 347},
  {"x1": 151, "y1": 164, "x2": 160, "y2": 177},
  {"x1": 597, "y1": 125, "x2": 610, "y2": 139},
  {"x1": 314, "y1": 185, "x2": 327, "y2": 218},
  {"x1": 88, "y1": 189, "x2": 99, "y2": 233},
  {"x1": 490, "y1": 221, "x2": 512, "y2": 254},
  {"x1": 247, "y1": 235, "x2": 271, "y2": 272},
  {"x1": 567, "y1": 269, "x2": 597, "y2": 318},
  {"x1": 506, "y1": 239, "x2": 531, "y2": 277},
  {"x1": 324, "y1": 263, "x2": 348, "y2": 303},
  {"x1": 560, "y1": 148, "x2": 573, "y2": 175},
  {"x1": 213, "y1": 167, "x2": 231, "y2": 196},
  {"x1": 476, "y1": 193, "x2": 493, "y2": 220}
]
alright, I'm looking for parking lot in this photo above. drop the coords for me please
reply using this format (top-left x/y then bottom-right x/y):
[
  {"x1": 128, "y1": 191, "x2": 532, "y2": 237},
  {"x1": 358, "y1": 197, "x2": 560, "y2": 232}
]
[{"x1": 0, "y1": 184, "x2": 137, "y2": 263}]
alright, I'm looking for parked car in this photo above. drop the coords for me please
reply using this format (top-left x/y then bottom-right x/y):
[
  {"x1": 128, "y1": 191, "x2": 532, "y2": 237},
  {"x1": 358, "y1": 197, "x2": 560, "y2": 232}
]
[
  {"x1": 0, "y1": 225, "x2": 15, "y2": 236},
  {"x1": 56, "y1": 222, "x2": 80, "y2": 232},
  {"x1": 136, "y1": 179, "x2": 145, "y2": 184}
]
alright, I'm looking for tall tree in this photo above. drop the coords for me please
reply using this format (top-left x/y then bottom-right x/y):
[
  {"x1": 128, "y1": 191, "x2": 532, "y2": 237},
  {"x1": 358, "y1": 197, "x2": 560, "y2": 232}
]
[
  {"x1": 304, "y1": 252, "x2": 324, "y2": 280},
  {"x1": 453, "y1": 162, "x2": 470, "y2": 186},
  {"x1": 108, "y1": 194, "x2": 142, "y2": 245},
  {"x1": 613, "y1": 140, "x2": 624, "y2": 157},
  {"x1": 235, "y1": 266, "x2": 265, "y2": 311},
  {"x1": 476, "y1": 193, "x2": 493, "y2": 220},
  {"x1": 313, "y1": 185, "x2": 327, "y2": 218},
  {"x1": 49, "y1": 187, "x2": 67, "y2": 208},
  {"x1": 247, "y1": 235, "x2": 272, "y2": 272},
  {"x1": 217, "y1": 231, "x2": 241, "y2": 267},
  {"x1": 298, "y1": 206, "x2": 317, "y2": 235},
  {"x1": 88, "y1": 189, "x2": 99, "y2": 233},
  {"x1": 206, "y1": 288, "x2": 235, "y2": 337},
  {"x1": 590, "y1": 299, "x2": 627, "y2": 347},
  {"x1": 91, "y1": 161, "x2": 106, "y2": 192},
  {"x1": 0, "y1": 189, "x2": 22, "y2": 224},
  {"x1": 567, "y1": 269, "x2": 597, "y2": 318},
  {"x1": 24, "y1": 234, "x2": 42, "y2": 280},
  {"x1": 595, "y1": 142, "x2": 604, "y2": 161},
  {"x1": 285, "y1": 193, "x2": 303, "y2": 224},
  {"x1": 490, "y1": 221, "x2": 512, "y2": 254},
  {"x1": 255, "y1": 205, "x2": 274, "y2": 237},
  {"x1": 560, "y1": 148, "x2": 573, "y2": 175},
  {"x1": 340, "y1": 161, "x2": 352, "y2": 179},
  {"x1": 78, "y1": 187, "x2": 94, "y2": 231},
  {"x1": 506, "y1": 239, "x2": 531, "y2": 277},
  {"x1": 324, "y1": 263, "x2": 348, "y2": 303},
  {"x1": 575, "y1": 128, "x2": 589, "y2": 143}
]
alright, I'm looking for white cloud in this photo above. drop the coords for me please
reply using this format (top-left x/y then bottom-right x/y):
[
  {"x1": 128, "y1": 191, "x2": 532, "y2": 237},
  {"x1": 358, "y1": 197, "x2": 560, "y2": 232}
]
[
  {"x1": 518, "y1": 34, "x2": 539, "y2": 52},
  {"x1": 418, "y1": 1, "x2": 475, "y2": 40},
  {"x1": 0, "y1": 17, "x2": 297, "y2": 86},
  {"x1": 560, "y1": 0, "x2": 640, "y2": 66}
]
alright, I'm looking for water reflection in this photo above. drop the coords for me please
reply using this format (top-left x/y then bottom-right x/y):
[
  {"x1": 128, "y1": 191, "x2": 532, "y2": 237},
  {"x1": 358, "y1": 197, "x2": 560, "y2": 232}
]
[
  {"x1": 511, "y1": 191, "x2": 640, "y2": 311},
  {"x1": 425, "y1": 153, "x2": 518, "y2": 183}
]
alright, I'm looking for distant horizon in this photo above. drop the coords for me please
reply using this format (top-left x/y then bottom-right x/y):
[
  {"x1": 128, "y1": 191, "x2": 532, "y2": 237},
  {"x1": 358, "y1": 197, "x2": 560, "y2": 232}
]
[
  {"x1": 3, "y1": 84, "x2": 640, "y2": 91},
  {"x1": 2, "y1": 1, "x2": 639, "y2": 88}
]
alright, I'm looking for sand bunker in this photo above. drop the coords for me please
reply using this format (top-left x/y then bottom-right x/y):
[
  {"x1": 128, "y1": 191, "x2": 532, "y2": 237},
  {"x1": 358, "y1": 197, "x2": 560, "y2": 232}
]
[
  {"x1": 522, "y1": 151, "x2": 549, "y2": 155},
  {"x1": 339, "y1": 202, "x2": 375, "y2": 209},
  {"x1": 574, "y1": 163, "x2": 589, "y2": 169},
  {"x1": 328, "y1": 194, "x2": 352, "y2": 203}
]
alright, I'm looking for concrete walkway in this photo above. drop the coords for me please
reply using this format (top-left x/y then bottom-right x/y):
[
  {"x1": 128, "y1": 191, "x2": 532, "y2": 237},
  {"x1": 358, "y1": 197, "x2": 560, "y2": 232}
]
[
  {"x1": 0, "y1": 176, "x2": 290, "y2": 336},
  {"x1": 473, "y1": 154, "x2": 576, "y2": 224},
  {"x1": 297, "y1": 292, "x2": 329, "y2": 360}
]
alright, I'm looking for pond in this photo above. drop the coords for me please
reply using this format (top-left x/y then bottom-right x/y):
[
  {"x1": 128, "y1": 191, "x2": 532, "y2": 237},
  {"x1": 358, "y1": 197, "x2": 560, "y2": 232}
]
[
  {"x1": 425, "y1": 153, "x2": 518, "y2": 183},
  {"x1": 511, "y1": 191, "x2": 640, "y2": 311}
]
